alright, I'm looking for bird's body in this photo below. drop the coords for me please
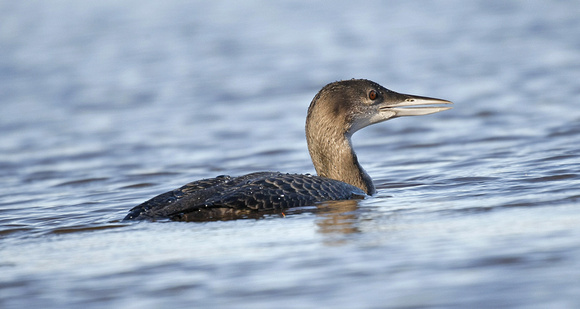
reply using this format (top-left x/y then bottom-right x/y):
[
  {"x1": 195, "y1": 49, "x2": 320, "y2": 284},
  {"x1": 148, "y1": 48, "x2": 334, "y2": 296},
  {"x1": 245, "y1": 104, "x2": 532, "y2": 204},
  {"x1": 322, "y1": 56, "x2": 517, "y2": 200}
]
[
  {"x1": 124, "y1": 172, "x2": 365, "y2": 221},
  {"x1": 124, "y1": 79, "x2": 451, "y2": 221}
]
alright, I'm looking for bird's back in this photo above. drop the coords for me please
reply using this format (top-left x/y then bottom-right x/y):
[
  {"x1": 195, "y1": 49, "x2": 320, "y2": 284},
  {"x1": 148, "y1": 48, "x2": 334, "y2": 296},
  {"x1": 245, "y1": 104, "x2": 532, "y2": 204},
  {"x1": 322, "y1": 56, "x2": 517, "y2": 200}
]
[{"x1": 124, "y1": 172, "x2": 366, "y2": 221}]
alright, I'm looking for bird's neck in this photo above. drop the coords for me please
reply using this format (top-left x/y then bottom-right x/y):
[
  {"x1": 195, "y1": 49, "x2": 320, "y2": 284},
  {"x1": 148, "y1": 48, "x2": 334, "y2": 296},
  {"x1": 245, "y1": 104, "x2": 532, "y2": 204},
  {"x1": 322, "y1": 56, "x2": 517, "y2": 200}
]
[{"x1": 306, "y1": 121, "x2": 375, "y2": 195}]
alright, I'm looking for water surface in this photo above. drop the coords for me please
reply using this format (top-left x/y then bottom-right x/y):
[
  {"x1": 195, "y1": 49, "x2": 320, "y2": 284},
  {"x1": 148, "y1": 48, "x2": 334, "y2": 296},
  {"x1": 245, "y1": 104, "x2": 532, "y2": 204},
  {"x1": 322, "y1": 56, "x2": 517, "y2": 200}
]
[{"x1": 2, "y1": 1, "x2": 580, "y2": 308}]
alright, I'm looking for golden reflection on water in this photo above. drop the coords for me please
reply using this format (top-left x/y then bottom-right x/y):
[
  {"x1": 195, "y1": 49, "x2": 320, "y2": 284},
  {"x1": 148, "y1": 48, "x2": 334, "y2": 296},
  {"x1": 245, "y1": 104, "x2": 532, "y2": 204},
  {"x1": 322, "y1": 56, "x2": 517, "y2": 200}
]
[{"x1": 313, "y1": 200, "x2": 361, "y2": 245}]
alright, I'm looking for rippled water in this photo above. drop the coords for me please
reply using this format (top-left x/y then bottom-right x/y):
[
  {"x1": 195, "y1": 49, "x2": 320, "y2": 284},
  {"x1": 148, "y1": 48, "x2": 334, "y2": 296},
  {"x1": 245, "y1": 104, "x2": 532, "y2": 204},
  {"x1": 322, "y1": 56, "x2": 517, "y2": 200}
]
[{"x1": 2, "y1": 1, "x2": 580, "y2": 308}]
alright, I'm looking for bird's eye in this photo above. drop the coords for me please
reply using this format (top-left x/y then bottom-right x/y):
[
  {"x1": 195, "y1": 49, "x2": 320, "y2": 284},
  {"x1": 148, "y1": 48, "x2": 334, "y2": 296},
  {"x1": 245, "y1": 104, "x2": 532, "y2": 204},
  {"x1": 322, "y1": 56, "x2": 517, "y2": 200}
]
[{"x1": 369, "y1": 90, "x2": 377, "y2": 100}]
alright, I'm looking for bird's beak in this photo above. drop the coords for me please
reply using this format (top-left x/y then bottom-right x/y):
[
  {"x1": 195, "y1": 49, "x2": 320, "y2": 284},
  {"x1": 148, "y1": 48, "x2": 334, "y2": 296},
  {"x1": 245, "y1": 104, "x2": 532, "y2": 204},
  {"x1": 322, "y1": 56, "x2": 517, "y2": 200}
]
[
  {"x1": 380, "y1": 94, "x2": 453, "y2": 117},
  {"x1": 349, "y1": 92, "x2": 453, "y2": 135}
]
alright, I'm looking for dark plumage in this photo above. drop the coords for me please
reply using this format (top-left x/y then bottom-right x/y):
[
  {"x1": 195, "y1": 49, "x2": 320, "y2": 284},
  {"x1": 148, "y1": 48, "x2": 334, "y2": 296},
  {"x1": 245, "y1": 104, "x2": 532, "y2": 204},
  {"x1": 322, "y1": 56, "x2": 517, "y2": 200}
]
[
  {"x1": 124, "y1": 79, "x2": 452, "y2": 221},
  {"x1": 124, "y1": 172, "x2": 366, "y2": 221}
]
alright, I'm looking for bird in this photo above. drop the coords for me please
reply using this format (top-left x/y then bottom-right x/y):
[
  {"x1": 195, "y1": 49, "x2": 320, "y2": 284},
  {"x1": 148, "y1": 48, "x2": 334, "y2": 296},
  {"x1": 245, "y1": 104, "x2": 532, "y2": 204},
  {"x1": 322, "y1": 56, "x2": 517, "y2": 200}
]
[{"x1": 124, "y1": 79, "x2": 452, "y2": 221}]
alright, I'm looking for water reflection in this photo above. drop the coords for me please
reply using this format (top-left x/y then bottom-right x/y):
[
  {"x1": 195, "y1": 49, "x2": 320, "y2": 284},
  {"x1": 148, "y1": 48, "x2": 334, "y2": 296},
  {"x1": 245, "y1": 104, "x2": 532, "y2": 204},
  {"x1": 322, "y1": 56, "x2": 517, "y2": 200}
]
[
  {"x1": 141, "y1": 194, "x2": 364, "y2": 226},
  {"x1": 313, "y1": 200, "x2": 361, "y2": 235},
  {"x1": 155, "y1": 198, "x2": 364, "y2": 246},
  {"x1": 306, "y1": 200, "x2": 361, "y2": 246}
]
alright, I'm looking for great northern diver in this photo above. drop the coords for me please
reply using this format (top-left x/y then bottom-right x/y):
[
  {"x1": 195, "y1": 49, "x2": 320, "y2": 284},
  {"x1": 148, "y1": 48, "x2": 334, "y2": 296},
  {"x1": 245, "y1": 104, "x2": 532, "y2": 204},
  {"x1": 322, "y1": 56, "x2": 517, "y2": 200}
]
[{"x1": 124, "y1": 79, "x2": 452, "y2": 221}]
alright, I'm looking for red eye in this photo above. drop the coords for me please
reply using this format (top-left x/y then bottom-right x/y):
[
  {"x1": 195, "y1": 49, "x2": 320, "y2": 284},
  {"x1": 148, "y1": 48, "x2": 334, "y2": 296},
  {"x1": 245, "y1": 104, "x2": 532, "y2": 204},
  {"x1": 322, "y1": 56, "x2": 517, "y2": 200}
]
[{"x1": 369, "y1": 90, "x2": 377, "y2": 100}]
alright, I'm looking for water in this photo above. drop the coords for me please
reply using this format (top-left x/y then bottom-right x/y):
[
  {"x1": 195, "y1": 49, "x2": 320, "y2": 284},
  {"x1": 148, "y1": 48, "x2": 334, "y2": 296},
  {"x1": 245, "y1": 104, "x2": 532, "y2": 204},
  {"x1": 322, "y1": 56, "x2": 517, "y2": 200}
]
[{"x1": 2, "y1": 0, "x2": 580, "y2": 308}]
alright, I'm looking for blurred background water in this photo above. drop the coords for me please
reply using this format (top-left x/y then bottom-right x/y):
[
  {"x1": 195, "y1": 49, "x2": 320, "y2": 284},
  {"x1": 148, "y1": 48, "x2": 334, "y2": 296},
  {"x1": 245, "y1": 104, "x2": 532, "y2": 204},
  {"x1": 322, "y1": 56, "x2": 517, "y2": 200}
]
[{"x1": 1, "y1": 0, "x2": 580, "y2": 308}]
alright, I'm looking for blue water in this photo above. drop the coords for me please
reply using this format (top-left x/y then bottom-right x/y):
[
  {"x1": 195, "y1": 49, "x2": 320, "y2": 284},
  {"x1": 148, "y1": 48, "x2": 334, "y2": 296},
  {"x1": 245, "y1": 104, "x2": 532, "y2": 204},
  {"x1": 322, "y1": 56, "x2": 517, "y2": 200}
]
[{"x1": 2, "y1": 1, "x2": 580, "y2": 308}]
